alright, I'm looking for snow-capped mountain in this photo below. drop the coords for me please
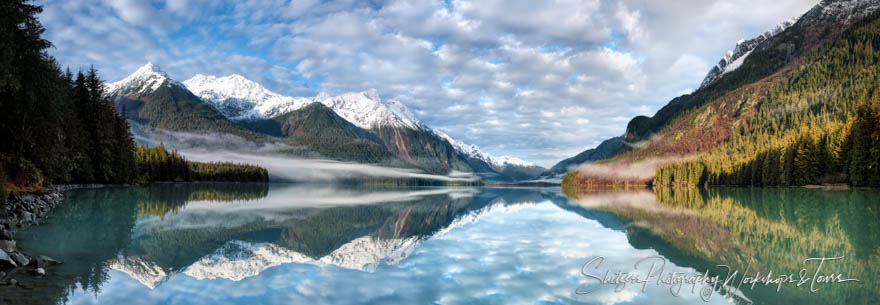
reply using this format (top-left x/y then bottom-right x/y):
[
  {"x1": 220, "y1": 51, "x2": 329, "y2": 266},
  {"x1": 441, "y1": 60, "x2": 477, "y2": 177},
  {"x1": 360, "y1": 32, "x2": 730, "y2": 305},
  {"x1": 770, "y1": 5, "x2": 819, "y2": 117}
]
[
  {"x1": 434, "y1": 129, "x2": 536, "y2": 168},
  {"x1": 316, "y1": 89, "x2": 423, "y2": 130},
  {"x1": 105, "y1": 62, "x2": 182, "y2": 96},
  {"x1": 183, "y1": 73, "x2": 422, "y2": 129},
  {"x1": 183, "y1": 74, "x2": 311, "y2": 120},
  {"x1": 107, "y1": 64, "x2": 532, "y2": 175},
  {"x1": 700, "y1": 18, "x2": 796, "y2": 88}
]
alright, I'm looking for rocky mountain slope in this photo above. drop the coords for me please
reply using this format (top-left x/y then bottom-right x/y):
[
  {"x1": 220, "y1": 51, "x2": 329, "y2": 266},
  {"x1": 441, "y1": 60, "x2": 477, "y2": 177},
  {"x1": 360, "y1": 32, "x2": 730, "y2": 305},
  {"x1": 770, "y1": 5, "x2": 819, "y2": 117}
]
[{"x1": 700, "y1": 18, "x2": 797, "y2": 88}]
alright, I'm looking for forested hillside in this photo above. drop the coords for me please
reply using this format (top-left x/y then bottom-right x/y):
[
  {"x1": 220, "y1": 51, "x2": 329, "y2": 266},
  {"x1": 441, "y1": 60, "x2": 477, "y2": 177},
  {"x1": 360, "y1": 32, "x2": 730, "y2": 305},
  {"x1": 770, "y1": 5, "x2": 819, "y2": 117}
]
[
  {"x1": 565, "y1": 6, "x2": 880, "y2": 189},
  {"x1": 654, "y1": 11, "x2": 880, "y2": 187},
  {"x1": 111, "y1": 78, "x2": 265, "y2": 141},
  {"x1": 276, "y1": 103, "x2": 398, "y2": 165}
]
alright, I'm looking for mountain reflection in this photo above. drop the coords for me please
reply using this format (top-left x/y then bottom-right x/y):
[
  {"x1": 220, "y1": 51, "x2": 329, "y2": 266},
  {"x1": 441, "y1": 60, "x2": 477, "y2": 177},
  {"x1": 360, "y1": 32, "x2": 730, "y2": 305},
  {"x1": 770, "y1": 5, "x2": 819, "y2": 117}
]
[
  {"x1": 560, "y1": 187, "x2": 880, "y2": 305},
  {"x1": 5, "y1": 185, "x2": 878, "y2": 305},
  {"x1": 8, "y1": 184, "x2": 554, "y2": 304}
]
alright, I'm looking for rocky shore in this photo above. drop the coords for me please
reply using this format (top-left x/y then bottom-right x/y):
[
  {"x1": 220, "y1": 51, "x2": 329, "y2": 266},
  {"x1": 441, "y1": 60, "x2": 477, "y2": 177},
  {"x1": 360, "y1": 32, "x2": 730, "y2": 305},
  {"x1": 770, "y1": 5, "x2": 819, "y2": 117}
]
[{"x1": 0, "y1": 185, "x2": 87, "y2": 287}]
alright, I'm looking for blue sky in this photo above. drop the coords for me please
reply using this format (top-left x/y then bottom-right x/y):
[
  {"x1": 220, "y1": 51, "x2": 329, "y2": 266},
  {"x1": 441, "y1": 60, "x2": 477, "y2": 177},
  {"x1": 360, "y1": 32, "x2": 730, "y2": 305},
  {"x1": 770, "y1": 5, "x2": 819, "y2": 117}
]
[{"x1": 36, "y1": 0, "x2": 818, "y2": 167}]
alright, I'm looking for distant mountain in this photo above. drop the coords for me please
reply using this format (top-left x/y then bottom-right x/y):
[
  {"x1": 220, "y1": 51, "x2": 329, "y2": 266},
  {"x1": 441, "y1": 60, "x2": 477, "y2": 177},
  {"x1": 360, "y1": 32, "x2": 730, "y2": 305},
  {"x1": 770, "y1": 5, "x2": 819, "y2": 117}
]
[
  {"x1": 183, "y1": 74, "x2": 310, "y2": 120},
  {"x1": 183, "y1": 73, "x2": 471, "y2": 174},
  {"x1": 314, "y1": 91, "x2": 470, "y2": 174},
  {"x1": 183, "y1": 75, "x2": 421, "y2": 129},
  {"x1": 109, "y1": 65, "x2": 546, "y2": 178},
  {"x1": 434, "y1": 130, "x2": 546, "y2": 181},
  {"x1": 104, "y1": 62, "x2": 259, "y2": 139},
  {"x1": 316, "y1": 89, "x2": 422, "y2": 130},
  {"x1": 275, "y1": 102, "x2": 398, "y2": 165},
  {"x1": 540, "y1": 136, "x2": 624, "y2": 180}
]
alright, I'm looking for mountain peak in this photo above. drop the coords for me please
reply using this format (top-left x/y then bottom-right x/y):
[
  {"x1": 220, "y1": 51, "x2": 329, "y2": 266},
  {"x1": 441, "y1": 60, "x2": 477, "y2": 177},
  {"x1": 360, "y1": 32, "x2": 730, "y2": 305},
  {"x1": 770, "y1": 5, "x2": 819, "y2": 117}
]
[
  {"x1": 318, "y1": 90, "x2": 422, "y2": 129},
  {"x1": 363, "y1": 88, "x2": 380, "y2": 101},
  {"x1": 105, "y1": 62, "x2": 174, "y2": 96},
  {"x1": 183, "y1": 73, "x2": 310, "y2": 120},
  {"x1": 138, "y1": 61, "x2": 167, "y2": 77}
]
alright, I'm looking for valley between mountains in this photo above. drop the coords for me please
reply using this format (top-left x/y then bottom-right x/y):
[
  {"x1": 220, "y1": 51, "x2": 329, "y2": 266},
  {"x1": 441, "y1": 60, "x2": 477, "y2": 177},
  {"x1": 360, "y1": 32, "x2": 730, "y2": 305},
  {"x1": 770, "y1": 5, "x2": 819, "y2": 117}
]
[
  {"x1": 102, "y1": 0, "x2": 880, "y2": 187},
  {"x1": 105, "y1": 62, "x2": 545, "y2": 182}
]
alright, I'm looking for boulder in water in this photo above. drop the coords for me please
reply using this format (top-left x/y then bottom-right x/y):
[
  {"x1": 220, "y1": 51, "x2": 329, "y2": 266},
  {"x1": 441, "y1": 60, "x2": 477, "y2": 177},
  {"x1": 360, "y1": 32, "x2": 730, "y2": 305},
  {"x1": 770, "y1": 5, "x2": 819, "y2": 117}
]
[{"x1": 0, "y1": 249, "x2": 17, "y2": 268}]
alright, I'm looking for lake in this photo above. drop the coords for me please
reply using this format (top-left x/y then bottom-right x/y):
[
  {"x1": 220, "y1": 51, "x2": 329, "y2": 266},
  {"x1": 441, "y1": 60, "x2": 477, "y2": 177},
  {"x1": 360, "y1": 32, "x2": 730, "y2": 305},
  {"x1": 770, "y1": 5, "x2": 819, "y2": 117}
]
[{"x1": 1, "y1": 184, "x2": 877, "y2": 304}]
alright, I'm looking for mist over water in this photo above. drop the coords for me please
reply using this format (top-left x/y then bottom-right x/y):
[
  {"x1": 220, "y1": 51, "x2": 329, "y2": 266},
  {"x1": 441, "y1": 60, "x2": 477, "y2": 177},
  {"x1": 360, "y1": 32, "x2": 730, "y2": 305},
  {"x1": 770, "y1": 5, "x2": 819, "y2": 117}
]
[{"x1": 135, "y1": 127, "x2": 479, "y2": 182}]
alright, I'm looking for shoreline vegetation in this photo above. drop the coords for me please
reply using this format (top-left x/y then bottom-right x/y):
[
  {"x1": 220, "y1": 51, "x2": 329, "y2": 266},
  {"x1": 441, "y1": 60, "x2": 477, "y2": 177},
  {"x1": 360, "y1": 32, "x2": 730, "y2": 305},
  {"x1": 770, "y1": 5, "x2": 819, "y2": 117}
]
[{"x1": 135, "y1": 143, "x2": 269, "y2": 183}]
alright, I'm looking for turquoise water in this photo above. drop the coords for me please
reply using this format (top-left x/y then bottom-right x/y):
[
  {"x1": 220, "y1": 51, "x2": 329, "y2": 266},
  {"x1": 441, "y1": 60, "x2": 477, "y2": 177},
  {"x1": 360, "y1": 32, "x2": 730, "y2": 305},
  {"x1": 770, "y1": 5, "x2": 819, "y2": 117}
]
[{"x1": 1, "y1": 184, "x2": 877, "y2": 304}]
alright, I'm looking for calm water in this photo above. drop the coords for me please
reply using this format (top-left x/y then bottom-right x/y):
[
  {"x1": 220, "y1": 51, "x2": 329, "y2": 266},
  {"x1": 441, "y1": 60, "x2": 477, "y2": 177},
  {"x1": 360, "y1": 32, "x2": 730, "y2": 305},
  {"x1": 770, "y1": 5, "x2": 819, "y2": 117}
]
[{"x1": 1, "y1": 184, "x2": 877, "y2": 304}]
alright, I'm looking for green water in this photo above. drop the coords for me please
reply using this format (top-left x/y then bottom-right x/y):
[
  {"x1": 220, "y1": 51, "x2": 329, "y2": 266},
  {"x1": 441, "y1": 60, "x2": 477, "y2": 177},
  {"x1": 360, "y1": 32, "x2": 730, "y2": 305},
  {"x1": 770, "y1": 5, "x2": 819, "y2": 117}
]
[{"x1": 0, "y1": 184, "x2": 877, "y2": 304}]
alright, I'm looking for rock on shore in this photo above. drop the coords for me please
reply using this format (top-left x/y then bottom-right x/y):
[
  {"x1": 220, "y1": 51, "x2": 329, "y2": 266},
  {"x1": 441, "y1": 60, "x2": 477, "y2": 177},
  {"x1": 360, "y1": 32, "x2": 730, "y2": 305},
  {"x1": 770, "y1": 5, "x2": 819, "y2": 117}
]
[{"x1": 0, "y1": 185, "x2": 70, "y2": 286}]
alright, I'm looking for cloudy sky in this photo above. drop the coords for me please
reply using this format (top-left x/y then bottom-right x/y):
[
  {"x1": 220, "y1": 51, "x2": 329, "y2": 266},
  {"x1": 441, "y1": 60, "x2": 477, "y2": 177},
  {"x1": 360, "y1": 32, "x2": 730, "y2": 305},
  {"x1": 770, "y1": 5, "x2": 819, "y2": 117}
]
[{"x1": 37, "y1": 0, "x2": 818, "y2": 167}]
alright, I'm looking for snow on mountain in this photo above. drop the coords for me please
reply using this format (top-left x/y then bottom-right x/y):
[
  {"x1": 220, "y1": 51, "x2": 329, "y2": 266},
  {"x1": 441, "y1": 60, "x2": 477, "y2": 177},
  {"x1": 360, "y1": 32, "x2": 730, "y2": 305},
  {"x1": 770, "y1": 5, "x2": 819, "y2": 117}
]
[
  {"x1": 183, "y1": 240, "x2": 313, "y2": 281},
  {"x1": 434, "y1": 129, "x2": 537, "y2": 168},
  {"x1": 494, "y1": 155, "x2": 536, "y2": 168},
  {"x1": 113, "y1": 199, "x2": 538, "y2": 288},
  {"x1": 182, "y1": 73, "x2": 423, "y2": 129},
  {"x1": 433, "y1": 198, "x2": 538, "y2": 237},
  {"x1": 105, "y1": 62, "x2": 181, "y2": 96},
  {"x1": 699, "y1": 18, "x2": 796, "y2": 88},
  {"x1": 183, "y1": 236, "x2": 421, "y2": 282},
  {"x1": 316, "y1": 89, "x2": 422, "y2": 130},
  {"x1": 183, "y1": 74, "x2": 311, "y2": 120},
  {"x1": 810, "y1": 0, "x2": 880, "y2": 25},
  {"x1": 112, "y1": 235, "x2": 421, "y2": 287},
  {"x1": 320, "y1": 235, "x2": 420, "y2": 272},
  {"x1": 701, "y1": 0, "x2": 880, "y2": 89},
  {"x1": 109, "y1": 255, "x2": 169, "y2": 289},
  {"x1": 721, "y1": 49, "x2": 752, "y2": 77}
]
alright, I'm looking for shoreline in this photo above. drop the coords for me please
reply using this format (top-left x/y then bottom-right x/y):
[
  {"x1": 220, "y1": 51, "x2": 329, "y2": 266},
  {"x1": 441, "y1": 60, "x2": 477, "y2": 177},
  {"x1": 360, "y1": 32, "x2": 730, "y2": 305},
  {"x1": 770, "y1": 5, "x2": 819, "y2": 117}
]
[{"x1": 0, "y1": 184, "x2": 128, "y2": 287}]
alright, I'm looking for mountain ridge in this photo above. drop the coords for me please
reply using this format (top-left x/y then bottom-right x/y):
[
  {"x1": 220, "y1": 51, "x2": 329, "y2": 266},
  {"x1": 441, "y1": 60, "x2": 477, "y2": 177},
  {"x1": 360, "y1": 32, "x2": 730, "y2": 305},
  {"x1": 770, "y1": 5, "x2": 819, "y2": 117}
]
[{"x1": 107, "y1": 64, "x2": 541, "y2": 178}]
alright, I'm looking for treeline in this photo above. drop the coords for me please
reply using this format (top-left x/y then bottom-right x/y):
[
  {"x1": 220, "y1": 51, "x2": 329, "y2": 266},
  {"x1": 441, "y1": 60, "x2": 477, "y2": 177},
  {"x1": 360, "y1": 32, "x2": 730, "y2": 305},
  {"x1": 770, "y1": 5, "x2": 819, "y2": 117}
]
[
  {"x1": 136, "y1": 144, "x2": 268, "y2": 182},
  {"x1": 655, "y1": 103, "x2": 879, "y2": 187},
  {"x1": 653, "y1": 12, "x2": 880, "y2": 188},
  {"x1": 0, "y1": 1, "x2": 138, "y2": 192}
]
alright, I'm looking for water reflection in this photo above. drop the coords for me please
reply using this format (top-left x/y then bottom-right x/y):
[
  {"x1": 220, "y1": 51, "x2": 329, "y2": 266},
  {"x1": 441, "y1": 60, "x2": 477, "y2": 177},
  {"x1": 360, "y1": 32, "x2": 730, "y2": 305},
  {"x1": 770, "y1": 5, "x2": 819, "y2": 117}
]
[
  {"x1": 562, "y1": 187, "x2": 880, "y2": 304},
  {"x1": 1, "y1": 184, "x2": 877, "y2": 305}
]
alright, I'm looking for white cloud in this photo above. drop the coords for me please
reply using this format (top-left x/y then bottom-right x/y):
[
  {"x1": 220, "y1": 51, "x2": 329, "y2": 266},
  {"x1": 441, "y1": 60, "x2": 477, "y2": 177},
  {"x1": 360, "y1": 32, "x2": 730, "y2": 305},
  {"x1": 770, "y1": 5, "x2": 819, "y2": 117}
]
[{"x1": 37, "y1": 0, "x2": 819, "y2": 167}]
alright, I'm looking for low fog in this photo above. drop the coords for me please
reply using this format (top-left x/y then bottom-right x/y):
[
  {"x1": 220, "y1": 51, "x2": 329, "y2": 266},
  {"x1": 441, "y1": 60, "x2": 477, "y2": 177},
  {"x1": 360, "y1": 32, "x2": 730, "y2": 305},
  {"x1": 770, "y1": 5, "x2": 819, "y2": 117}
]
[
  {"x1": 572, "y1": 156, "x2": 692, "y2": 181},
  {"x1": 137, "y1": 126, "x2": 479, "y2": 183}
]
